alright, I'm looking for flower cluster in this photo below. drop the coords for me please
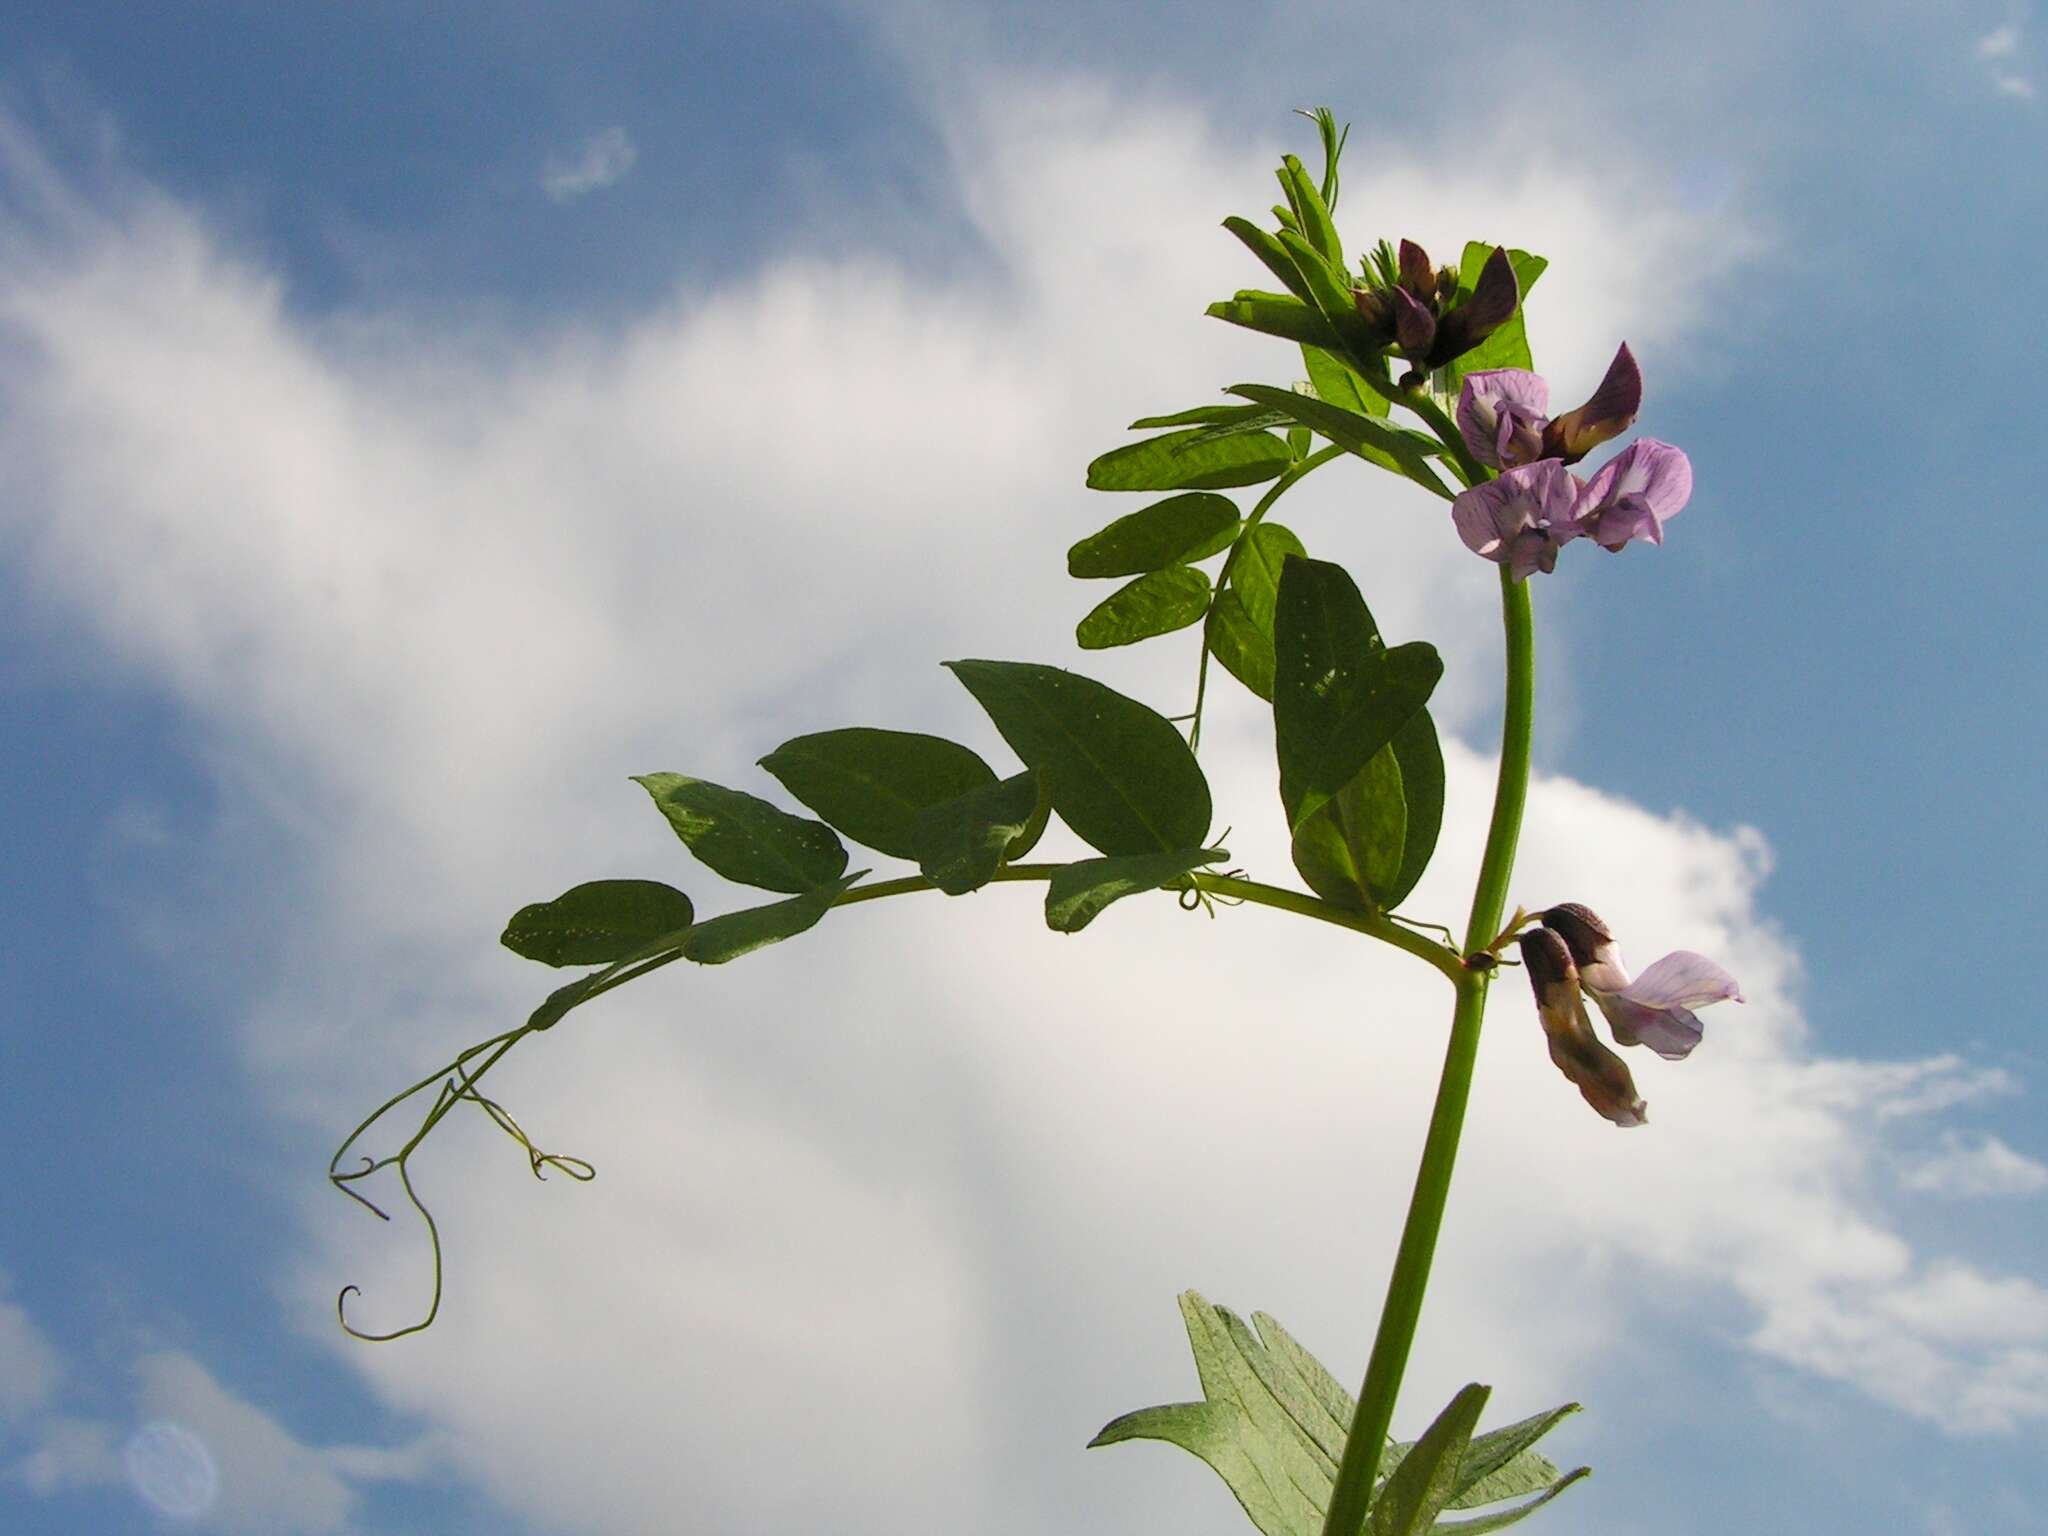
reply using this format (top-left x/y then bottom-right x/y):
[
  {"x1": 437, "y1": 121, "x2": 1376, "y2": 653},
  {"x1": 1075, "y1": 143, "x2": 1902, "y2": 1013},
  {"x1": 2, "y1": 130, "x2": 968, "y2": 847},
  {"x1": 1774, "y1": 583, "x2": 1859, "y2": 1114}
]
[
  {"x1": 1352, "y1": 239, "x2": 1521, "y2": 384},
  {"x1": 1514, "y1": 903, "x2": 1741, "y2": 1127},
  {"x1": 1449, "y1": 346, "x2": 1694, "y2": 580}
]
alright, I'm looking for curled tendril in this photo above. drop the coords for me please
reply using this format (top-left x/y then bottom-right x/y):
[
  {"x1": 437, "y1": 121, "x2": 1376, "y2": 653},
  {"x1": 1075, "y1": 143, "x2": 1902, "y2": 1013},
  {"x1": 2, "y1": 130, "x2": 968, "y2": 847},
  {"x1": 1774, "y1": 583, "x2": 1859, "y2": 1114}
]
[{"x1": 329, "y1": 1023, "x2": 595, "y2": 1342}]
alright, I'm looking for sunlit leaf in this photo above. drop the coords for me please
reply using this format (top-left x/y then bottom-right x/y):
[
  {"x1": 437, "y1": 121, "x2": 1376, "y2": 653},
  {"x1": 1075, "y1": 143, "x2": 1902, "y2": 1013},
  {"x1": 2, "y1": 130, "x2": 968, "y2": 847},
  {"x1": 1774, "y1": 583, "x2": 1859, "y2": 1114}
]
[
  {"x1": 1044, "y1": 847, "x2": 1227, "y2": 933},
  {"x1": 946, "y1": 660, "x2": 1211, "y2": 856},
  {"x1": 1206, "y1": 291, "x2": 1345, "y2": 351},
  {"x1": 1231, "y1": 523, "x2": 1306, "y2": 632},
  {"x1": 759, "y1": 729, "x2": 995, "y2": 860},
  {"x1": 680, "y1": 875, "x2": 861, "y2": 965},
  {"x1": 1087, "y1": 427, "x2": 1293, "y2": 492},
  {"x1": 501, "y1": 880, "x2": 696, "y2": 968},
  {"x1": 1224, "y1": 215, "x2": 1315, "y2": 304},
  {"x1": 634, "y1": 774, "x2": 849, "y2": 893},
  {"x1": 1227, "y1": 383, "x2": 1450, "y2": 499},
  {"x1": 1077, "y1": 566, "x2": 1212, "y2": 650},
  {"x1": 1068, "y1": 493, "x2": 1241, "y2": 578},
  {"x1": 1277, "y1": 154, "x2": 1344, "y2": 269},
  {"x1": 1129, "y1": 403, "x2": 1273, "y2": 430},
  {"x1": 1207, "y1": 589, "x2": 1276, "y2": 701},
  {"x1": 1303, "y1": 345, "x2": 1388, "y2": 419}
]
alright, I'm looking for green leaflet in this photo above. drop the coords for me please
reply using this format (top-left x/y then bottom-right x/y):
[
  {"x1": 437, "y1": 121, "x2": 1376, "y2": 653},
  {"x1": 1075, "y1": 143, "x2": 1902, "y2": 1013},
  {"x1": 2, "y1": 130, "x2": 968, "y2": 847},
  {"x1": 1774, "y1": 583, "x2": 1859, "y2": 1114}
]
[
  {"x1": 1231, "y1": 522, "x2": 1306, "y2": 632},
  {"x1": 1290, "y1": 706, "x2": 1444, "y2": 912},
  {"x1": 680, "y1": 874, "x2": 862, "y2": 965},
  {"x1": 1272, "y1": 559, "x2": 1442, "y2": 832},
  {"x1": 1439, "y1": 244, "x2": 1547, "y2": 395},
  {"x1": 500, "y1": 880, "x2": 696, "y2": 968},
  {"x1": 1068, "y1": 493, "x2": 1241, "y2": 578},
  {"x1": 758, "y1": 728, "x2": 995, "y2": 861},
  {"x1": 1224, "y1": 215, "x2": 1316, "y2": 304},
  {"x1": 1277, "y1": 154, "x2": 1344, "y2": 270},
  {"x1": 1086, "y1": 426, "x2": 1293, "y2": 492},
  {"x1": 1077, "y1": 566, "x2": 1212, "y2": 649},
  {"x1": 1227, "y1": 383, "x2": 1451, "y2": 499},
  {"x1": 1275, "y1": 230, "x2": 1380, "y2": 361},
  {"x1": 634, "y1": 774, "x2": 849, "y2": 893},
  {"x1": 1383, "y1": 710, "x2": 1445, "y2": 910},
  {"x1": 911, "y1": 769, "x2": 1046, "y2": 895},
  {"x1": 1206, "y1": 291, "x2": 1346, "y2": 351},
  {"x1": 1044, "y1": 847, "x2": 1227, "y2": 933},
  {"x1": 1290, "y1": 747, "x2": 1405, "y2": 911},
  {"x1": 1370, "y1": 1386, "x2": 1488, "y2": 1536},
  {"x1": 1303, "y1": 345, "x2": 1388, "y2": 419},
  {"x1": 1128, "y1": 403, "x2": 1273, "y2": 429},
  {"x1": 1207, "y1": 589, "x2": 1276, "y2": 701},
  {"x1": 1092, "y1": 1294, "x2": 1586, "y2": 1536},
  {"x1": 945, "y1": 660, "x2": 1211, "y2": 856}
]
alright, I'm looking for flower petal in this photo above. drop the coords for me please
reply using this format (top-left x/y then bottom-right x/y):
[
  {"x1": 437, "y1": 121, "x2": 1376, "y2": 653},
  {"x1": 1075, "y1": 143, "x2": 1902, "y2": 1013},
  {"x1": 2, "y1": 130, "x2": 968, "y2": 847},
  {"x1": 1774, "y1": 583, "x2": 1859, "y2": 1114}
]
[
  {"x1": 1574, "y1": 440, "x2": 1693, "y2": 551},
  {"x1": 1624, "y1": 950, "x2": 1743, "y2": 1009},
  {"x1": 1392, "y1": 286, "x2": 1437, "y2": 353},
  {"x1": 1456, "y1": 369, "x2": 1549, "y2": 469},
  {"x1": 1542, "y1": 342, "x2": 1642, "y2": 463},
  {"x1": 1592, "y1": 992, "x2": 1704, "y2": 1061}
]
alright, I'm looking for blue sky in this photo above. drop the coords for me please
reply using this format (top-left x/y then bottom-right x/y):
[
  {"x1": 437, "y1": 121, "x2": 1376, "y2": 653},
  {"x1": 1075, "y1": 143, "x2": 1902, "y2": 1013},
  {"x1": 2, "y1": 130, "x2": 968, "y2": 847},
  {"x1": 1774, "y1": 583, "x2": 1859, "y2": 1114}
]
[{"x1": 2, "y1": 4, "x2": 2044, "y2": 1534}]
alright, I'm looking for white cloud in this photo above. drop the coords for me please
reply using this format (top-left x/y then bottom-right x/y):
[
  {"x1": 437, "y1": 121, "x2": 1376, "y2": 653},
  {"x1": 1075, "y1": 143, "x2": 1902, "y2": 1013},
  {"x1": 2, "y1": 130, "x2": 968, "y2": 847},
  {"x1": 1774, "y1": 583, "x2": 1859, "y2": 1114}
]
[
  {"x1": 1975, "y1": 21, "x2": 2037, "y2": 97},
  {"x1": 1903, "y1": 1131, "x2": 2048, "y2": 1198},
  {"x1": 540, "y1": 126, "x2": 637, "y2": 202},
  {"x1": 0, "y1": 73, "x2": 2038, "y2": 1536},
  {"x1": 0, "y1": 1274, "x2": 62, "y2": 1422},
  {"x1": 0, "y1": 1277, "x2": 436, "y2": 1529}
]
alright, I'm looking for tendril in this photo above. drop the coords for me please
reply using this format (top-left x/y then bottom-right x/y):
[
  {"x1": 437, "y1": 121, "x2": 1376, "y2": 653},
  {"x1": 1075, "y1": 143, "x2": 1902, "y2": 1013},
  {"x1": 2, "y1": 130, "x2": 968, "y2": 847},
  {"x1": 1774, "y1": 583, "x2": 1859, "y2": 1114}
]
[{"x1": 328, "y1": 1020, "x2": 594, "y2": 1341}]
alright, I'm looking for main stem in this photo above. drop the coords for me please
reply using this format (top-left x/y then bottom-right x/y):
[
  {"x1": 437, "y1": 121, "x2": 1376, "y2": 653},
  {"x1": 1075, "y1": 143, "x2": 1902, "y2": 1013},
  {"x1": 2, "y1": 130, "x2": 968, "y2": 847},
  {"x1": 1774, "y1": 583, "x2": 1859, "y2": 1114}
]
[{"x1": 1320, "y1": 564, "x2": 1535, "y2": 1536}]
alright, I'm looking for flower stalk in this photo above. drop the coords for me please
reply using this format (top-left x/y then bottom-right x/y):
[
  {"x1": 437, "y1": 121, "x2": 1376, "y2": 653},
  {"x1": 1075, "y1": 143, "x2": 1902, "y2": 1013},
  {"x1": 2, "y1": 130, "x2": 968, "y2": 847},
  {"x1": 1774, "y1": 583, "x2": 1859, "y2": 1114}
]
[{"x1": 1321, "y1": 561, "x2": 1534, "y2": 1536}]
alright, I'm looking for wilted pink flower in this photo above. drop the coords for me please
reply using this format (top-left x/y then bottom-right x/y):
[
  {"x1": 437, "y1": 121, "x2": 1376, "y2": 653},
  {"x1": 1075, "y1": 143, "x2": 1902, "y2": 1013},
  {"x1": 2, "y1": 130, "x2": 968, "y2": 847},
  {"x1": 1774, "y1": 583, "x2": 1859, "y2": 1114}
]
[
  {"x1": 1517, "y1": 926, "x2": 1648, "y2": 1128},
  {"x1": 1540, "y1": 903, "x2": 1743, "y2": 1060}
]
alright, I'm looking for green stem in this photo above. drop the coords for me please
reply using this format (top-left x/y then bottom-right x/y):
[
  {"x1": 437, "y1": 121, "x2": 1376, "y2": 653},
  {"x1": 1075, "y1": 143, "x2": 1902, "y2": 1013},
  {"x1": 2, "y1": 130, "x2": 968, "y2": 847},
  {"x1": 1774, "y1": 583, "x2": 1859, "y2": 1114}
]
[
  {"x1": 1320, "y1": 562, "x2": 1534, "y2": 1536},
  {"x1": 838, "y1": 865, "x2": 1464, "y2": 984}
]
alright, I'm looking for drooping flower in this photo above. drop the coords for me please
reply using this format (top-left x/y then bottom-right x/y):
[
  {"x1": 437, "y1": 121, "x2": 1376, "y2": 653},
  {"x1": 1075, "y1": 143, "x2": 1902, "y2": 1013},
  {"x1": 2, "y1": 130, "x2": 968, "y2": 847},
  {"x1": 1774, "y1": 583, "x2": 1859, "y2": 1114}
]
[
  {"x1": 1353, "y1": 239, "x2": 1521, "y2": 382},
  {"x1": 1449, "y1": 459, "x2": 1581, "y2": 581},
  {"x1": 1540, "y1": 903, "x2": 1743, "y2": 1061},
  {"x1": 1516, "y1": 926, "x2": 1648, "y2": 1128},
  {"x1": 1454, "y1": 344, "x2": 1643, "y2": 470},
  {"x1": 1571, "y1": 440, "x2": 1694, "y2": 552}
]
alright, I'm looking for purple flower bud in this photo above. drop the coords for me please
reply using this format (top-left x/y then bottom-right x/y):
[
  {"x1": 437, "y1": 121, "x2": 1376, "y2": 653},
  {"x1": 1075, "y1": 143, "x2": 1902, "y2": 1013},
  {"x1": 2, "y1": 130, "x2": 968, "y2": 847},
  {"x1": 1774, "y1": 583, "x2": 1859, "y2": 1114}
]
[
  {"x1": 1392, "y1": 285, "x2": 1438, "y2": 354},
  {"x1": 1541, "y1": 343, "x2": 1642, "y2": 464},
  {"x1": 1450, "y1": 460, "x2": 1581, "y2": 580},
  {"x1": 1456, "y1": 369, "x2": 1550, "y2": 470},
  {"x1": 1573, "y1": 439, "x2": 1694, "y2": 552},
  {"x1": 1518, "y1": 927, "x2": 1648, "y2": 1128},
  {"x1": 1425, "y1": 246, "x2": 1519, "y2": 368},
  {"x1": 1397, "y1": 238, "x2": 1437, "y2": 299}
]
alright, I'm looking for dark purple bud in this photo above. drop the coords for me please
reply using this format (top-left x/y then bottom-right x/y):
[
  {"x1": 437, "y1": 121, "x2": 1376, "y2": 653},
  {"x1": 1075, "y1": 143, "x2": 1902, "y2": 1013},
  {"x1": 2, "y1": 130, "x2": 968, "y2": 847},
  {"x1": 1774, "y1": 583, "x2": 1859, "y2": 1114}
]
[
  {"x1": 1397, "y1": 238, "x2": 1437, "y2": 299},
  {"x1": 1352, "y1": 287, "x2": 1393, "y2": 335},
  {"x1": 1424, "y1": 246, "x2": 1520, "y2": 368},
  {"x1": 1392, "y1": 286, "x2": 1438, "y2": 354},
  {"x1": 1542, "y1": 343, "x2": 1643, "y2": 464},
  {"x1": 1540, "y1": 903, "x2": 1629, "y2": 996}
]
